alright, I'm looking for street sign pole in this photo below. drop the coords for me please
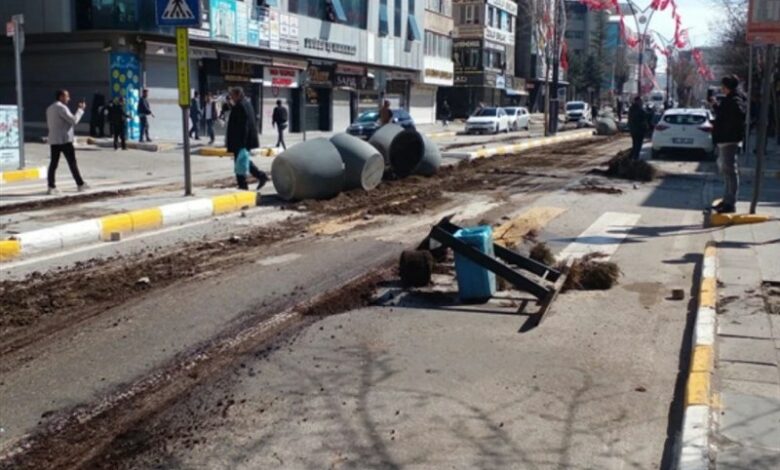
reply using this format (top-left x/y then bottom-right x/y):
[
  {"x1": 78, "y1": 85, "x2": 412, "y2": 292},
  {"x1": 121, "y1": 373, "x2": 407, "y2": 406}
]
[
  {"x1": 744, "y1": 45, "x2": 754, "y2": 157},
  {"x1": 176, "y1": 27, "x2": 192, "y2": 196},
  {"x1": 750, "y1": 45, "x2": 776, "y2": 214},
  {"x1": 12, "y1": 14, "x2": 25, "y2": 169}
]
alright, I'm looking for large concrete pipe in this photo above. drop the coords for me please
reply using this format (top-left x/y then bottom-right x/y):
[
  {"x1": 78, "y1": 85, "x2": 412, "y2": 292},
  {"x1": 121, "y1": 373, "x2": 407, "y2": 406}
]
[
  {"x1": 368, "y1": 124, "x2": 425, "y2": 178},
  {"x1": 271, "y1": 138, "x2": 345, "y2": 201},
  {"x1": 414, "y1": 135, "x2": 442, "y2": 176},
  {"x1": 329, "y1": 133, "x2": 385, "y2": 191}
]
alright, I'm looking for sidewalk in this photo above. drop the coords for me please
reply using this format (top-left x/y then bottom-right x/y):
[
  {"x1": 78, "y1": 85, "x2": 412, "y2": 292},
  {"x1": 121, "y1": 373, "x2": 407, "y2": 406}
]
[{"x1": 706, "y1": 138, "x2": 780, "y2": 469}]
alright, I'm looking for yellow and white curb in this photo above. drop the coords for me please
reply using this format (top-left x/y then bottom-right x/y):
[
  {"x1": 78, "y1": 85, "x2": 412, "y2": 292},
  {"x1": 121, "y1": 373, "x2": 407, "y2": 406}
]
[
  {"x1": 0, "y1": 191, "x2": 258, "y2": 261},
  {"x1": 198, "y1": 147, "x2": 281, "y2": 158},
  {"x1": 710, "y1": 212, "x2": 771, "y2": 227},
  {"x1": 679, "y1": 242, "x2": 717, "y2": 470},
  {"x1": 426, "y1": 130, "x2": 457, "y2": 139},
  {"x1": 447, "y1": 129, "x2": 595, "y2": 161},
  {"x1": 0, "y1": 166, "x2": 48, "y2": 184}
]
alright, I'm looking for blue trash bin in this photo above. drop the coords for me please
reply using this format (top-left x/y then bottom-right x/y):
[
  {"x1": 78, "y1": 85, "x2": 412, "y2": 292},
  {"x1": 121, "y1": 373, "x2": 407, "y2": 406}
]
[{"x1": 453, "y1": 225, "x2": 497, "y2": 301}]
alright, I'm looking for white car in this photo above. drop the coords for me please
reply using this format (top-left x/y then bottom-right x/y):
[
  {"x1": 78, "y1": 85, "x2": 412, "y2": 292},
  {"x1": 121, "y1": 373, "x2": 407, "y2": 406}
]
[
  {"x1": 465, "y1": 107, "x2": 510, "y2": 134},
  {"x1": 651, "y1": 108, "x2": 714, "y2": 159},
  {"x1": 565, "y1": 101, "x2": 591, "y2": 122},
  {"x1": 504, "y1": 107, "x2": 530, "y2": 131}
]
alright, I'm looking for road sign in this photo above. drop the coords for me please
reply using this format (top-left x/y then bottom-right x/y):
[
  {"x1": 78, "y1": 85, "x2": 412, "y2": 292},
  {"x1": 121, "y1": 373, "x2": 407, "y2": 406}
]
[
  {"x1": 748, "y1": 0, "x2": 780, "y2": 44},
  {"x1": 155, "y1": 0, "x2": 201, "y2": 27},
  {"x1": 176, "y1": 27, "x2": 190, "y2": 107}
]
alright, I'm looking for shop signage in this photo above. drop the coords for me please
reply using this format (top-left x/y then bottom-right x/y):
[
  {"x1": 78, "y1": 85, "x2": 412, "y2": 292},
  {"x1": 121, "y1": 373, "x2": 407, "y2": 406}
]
[
  {"x1": 485, "y1": 27, "x2": 515, "y2": 45},
  {"x1": 334, "y1": 74, "x2": 373, "y2": 90},
  {"x1": 304, "y1": 38, "x2": 357, "y2": 56},
  {"x1": 336, "y1": 64, "x2": 365, "y2": 75},
  {"x1": 264, "y1": 67, "x2": 299, "y2": 88},
  {"x1": 496, "y1": 75, "x2": 506, "y2": 89},
  {"x1": 306, "y1": 64, "x2": 333, "y2": 86},
  {"x1": 0, "y1": 105, "x2": 20, "y2": 170},
  {"x1": 389, "y1": 71, "x2": 417, "y2": 81},
  {"x1": 273, "y1": 57, "x2": 307, "y2": 70},
  {"x1": 454, "y1": 73, "x2": 483, "y2": 86},
  {"x1": 424, "y1": 69, "x2": 454, "y2": 80},
  {"x1": 453, "y1": 39, "x2": 481, "y2": 48}
]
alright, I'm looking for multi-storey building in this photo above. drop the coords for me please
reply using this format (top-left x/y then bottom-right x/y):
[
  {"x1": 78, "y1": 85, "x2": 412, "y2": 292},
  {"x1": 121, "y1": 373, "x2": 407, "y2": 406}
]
[
  {"x1": 0, "y1": 0, "x2": 432, "y2": 140},
  {"x1": 415, "y1": 0, "x2": 455, "y2": 123},
  {"x1": 439, "y1": 0, "x2": 521, "y2": 117}
]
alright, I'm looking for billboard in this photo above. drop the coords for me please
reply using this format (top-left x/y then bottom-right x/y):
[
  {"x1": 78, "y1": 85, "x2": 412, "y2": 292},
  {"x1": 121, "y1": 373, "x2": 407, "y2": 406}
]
[
  {"x1": 0, "y1": 105, "x2": 20, "y2": 170},
  {"x1": 748, "y1": 0, "x2": 780, "y2": 44}
]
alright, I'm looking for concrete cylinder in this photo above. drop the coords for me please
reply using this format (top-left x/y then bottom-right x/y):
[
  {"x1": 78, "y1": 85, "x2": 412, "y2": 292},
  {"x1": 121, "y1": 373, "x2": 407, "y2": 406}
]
[
  {"x1": 271, "y1": 138, "x2": 345, "y2": 201},
  {"x1": 414, "y1": 135, "x2": 442, "y2": 176},
  {"x1": 368, "y1": 124, "x2": 425, "y2": 178},
  {"x1": 329, "y1": 133, "x2": 385, "y2": 191},
  {"x1": 596, "y1": 118, "x2": 618, "y2": 136}
]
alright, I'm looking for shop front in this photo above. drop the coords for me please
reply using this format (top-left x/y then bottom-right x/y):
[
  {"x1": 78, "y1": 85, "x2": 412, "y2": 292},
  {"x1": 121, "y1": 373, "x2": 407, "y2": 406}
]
[
  {"x1": 261, "y1": 58, "x2": 304, "y2": 134},
  {"x1": 302, "y1": 62, "x2": 334, "y2": 132},
  {"x1": 201, "y1": 52, "x2": 267, "y2": 133}
]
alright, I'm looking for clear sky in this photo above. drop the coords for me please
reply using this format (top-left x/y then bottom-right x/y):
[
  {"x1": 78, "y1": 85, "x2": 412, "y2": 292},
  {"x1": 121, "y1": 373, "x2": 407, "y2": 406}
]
[{"x1": 647, "y1": 0, "x2": 724, "y2": 48}]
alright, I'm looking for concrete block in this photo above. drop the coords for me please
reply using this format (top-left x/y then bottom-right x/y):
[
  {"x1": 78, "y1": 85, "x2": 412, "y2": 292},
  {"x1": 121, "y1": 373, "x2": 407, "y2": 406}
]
[
  {"x1": 718, "y1": 361, "x2": 780, "y2": 384},
  {"x1": 18, "y1": 227, "x2": 63, "y2": 253},
  {"x1": 718, "y1": 313, "x2": 773, "y2": 339},
  {"x1": 719, "y1": 336, "x2": 779, "y2": 365},
  {"x1": 57, "y1": 220, "x2": 102, "y2": 248},
  {"x1": 160, "y1": 201, "x2": 194, "y2": 225}
]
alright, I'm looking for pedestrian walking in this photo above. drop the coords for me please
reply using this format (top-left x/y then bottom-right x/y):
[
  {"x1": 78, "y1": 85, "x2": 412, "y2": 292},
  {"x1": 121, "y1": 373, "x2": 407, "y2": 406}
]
[
  {"x1": 204, "y1": 92, "x2": 218, "y2": 144},
  {"x1": 108, "y1": 97, "x2": 128, "y2": 150},
  {"x1": 137, "y1": 88, "x2": 154, "y2": 142},
  {"x1": 45, "y1": 89, "x2": 88, "y2": 195},
  {"x1": 591, "y1": 103, "x2": 599, "y2": 122},
  {"x1": 272, "y1": 99, "x2": 288, "y2": 150},
  {"x1": 628, "y1": 96, "x2": 648, "y2": 160},
  {"x1": 441, "y1": 100, "x2": 451, "y2": 127},
  {"x1": 712, "y1": 75, "x2": 747, "y2": 214},
  {"x1": 189, "y1": 91, "x2": 202, "y2": 140},
  {"x1": 616, "y1": 99, "x2": 624, "y2": 122},
  {"x1": 225, "y1": 87, "x2": 269, "y2": 191},
  {"x1": 379, "y1": 100, "x2": 393, "y2": 126}
]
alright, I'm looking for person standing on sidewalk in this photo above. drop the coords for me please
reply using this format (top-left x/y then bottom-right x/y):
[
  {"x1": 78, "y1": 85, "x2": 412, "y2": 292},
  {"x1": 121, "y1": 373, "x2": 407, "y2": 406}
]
[
  {"x1": 379, "y1": 100, "x2": 393, "y2": 126},
  {"x1": 628, "y1": 96, "x2": 648, "y2": 160},
  {"x1": 272, "y1": 99, "x2": 288, "y2": 150},
  {"x1": 108, "y1": 97, "x2": 128, "y2": 151},
  {"x1": 712, "y1": 75, "x2": 747, "y2": 214},
  {"x1": 189, "y1": 91, "x2": 202, "y2": 140},
  {"x1": 204, "y1": 92, "x2": 218, "y2": 145},
  {"x1": 441, "y1": 100, "x2": 451, "y2": 127},
  {"x1": 225, "y1": 87, "x2": 268, "y2": 191},
  {"x1": 46, "y1": 90, "x2": 89, "y2": 195},
  {"x1": 137, "y1": 88, "x2": 154, "y2": 142}
]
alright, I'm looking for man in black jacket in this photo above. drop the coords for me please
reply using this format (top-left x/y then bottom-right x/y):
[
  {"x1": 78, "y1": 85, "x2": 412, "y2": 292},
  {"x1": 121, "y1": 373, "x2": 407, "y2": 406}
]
[
  {"x1": 225, "y1": 87, "x2": 268, "y2": 190},
  {"x1": 628, "y1": 96, "x2": 648, "y2": 159},
  {"x1": 137, "y1": 88, "x2": 154, "y2": 142},
  {"x1": 272, "y1": 99, "x2": 288, "y2": 150},
  {"x1": 712, "y1": 75, "x2": 747, "y2": 213},
  {"x1": 108, "y1": 97, "x2": 128, "y2": 150}
]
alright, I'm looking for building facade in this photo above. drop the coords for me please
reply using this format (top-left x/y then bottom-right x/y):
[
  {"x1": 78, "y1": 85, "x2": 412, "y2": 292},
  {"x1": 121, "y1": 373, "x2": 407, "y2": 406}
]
[
  {"x1": 414, "y1": 0, "x2": 455, "y2": 124},
  {"x1": 0, "y1": 0, "x2": 431, "y2": 140},
  {"x1": 439, "y1": 0, "x2": 521, "y2": 118}
]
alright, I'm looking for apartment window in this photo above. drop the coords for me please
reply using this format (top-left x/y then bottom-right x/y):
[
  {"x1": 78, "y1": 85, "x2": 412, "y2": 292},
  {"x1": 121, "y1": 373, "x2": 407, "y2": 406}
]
[
  {"x1": 379, "y1": 0, "x2": 389, "y2": 36},
  {"x1": 408, "y1": 0, "x2": 421, "y2": 40},
  {"x1": 394, "y1": 0, "x2": 402, "y2": 37},
  {"x1": 485, "y1": 49, "x2": 505, "y2": 71},
  {"x1": 487, "y1": 6, "x2": 494, "y2": 28},
  {"x1": 424, "y1": 30, "x2": 452, "y2": 58},
  {"x1": 76, "y1": 0, "x2": 138, "y2": 30},
  {"x1": 425, "y1": 0, "x2": 451, "y2": 15},
  {"x1": 289, "y1": 0, "x2": 367, "y2": 28}
]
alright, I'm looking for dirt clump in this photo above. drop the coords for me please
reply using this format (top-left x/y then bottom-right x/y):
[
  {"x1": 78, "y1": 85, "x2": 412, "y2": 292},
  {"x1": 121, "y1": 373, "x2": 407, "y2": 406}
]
[
  {"x1": 593, "y1": 150, "x2": 657, "y2": 182},
  {"x1": 568, "y1": 179, "x2": 623, "y2": 194},
  {"x1": 557, "y1": 252, "x2": 620, "y2": 291},
  {"x1": 399, "y1": 250, "x2": 434, "y2": 287},
  {"x1": 529, "y1": 242, "x2": 555, "y2": 266}
]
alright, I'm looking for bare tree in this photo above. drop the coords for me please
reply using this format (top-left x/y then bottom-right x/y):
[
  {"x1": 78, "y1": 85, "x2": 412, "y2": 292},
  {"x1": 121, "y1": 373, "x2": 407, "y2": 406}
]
[{"x1": 670, "y1": 57, "x2": 700, "y2": 107}]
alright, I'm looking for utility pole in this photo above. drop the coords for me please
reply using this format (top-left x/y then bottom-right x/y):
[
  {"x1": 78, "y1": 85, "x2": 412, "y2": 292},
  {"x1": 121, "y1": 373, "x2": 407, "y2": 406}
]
[
  {"x1": 750, "y1": 45, "x2": 776, "y2": 214},
  {"x1": 548, "y1": 0, "x2": 563, "y2": 136},
  {"x1": 11, "y1": 14, "x2": 25, "y2": 169},
  {"x1": 744, "y1": 45, "x2": 754, "y2": 157}
]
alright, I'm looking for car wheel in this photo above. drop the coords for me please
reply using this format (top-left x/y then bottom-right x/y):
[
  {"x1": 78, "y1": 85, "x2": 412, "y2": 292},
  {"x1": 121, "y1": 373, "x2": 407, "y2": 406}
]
[
  {"x1": 651, "y1": 149, "x2": 660, "y2": 159},
  {"x1": 494, "y1": 124, "x2": 499, "y2": 134},
  {"x1": 524, "y1": 123, "x2": 530, "y2": 131}
]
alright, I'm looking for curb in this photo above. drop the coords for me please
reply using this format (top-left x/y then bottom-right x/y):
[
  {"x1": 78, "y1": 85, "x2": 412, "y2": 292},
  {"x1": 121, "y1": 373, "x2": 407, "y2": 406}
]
[
  {"x1": 0, "y1": 166, "x2": 48, "y2": 184},
  {"x1": 710, "y1": 212, "x2": 771, "y2": 226},
  {"x1": 445, "y1": 129, "x2": 596, "y2": 161},
  {"x1": 426, "y1": 131, "x2": 457, "y2": 139},
  {"x1": 198, "y1": 147, "x2": 280, "y2": 158},
  {"x1": 85, "y1": 137, "x2": 176, "y2": 152},
  {"x1": 678, "y1": 242, "x2": 717, "y2": 470},
  {"x1": 0, "y1": 191, "x2": 258, "y2": 261}
]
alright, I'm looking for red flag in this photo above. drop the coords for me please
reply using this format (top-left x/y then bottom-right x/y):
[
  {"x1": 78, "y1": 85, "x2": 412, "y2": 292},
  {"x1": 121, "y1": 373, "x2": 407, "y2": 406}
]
[{"x1": 561, "y1": 40, "x2": 569, "y2": 71}]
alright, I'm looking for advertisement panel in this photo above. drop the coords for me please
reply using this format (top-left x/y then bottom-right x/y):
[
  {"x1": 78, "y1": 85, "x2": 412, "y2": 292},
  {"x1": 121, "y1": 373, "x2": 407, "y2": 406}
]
[
  {"x1": 210, "y1": 0, "x2": 237, "y2": 43},
  {"x1": 0, "y1": 105, "x2": 20, "y2": 170},
  {"x1": 109, "y1": 52, "x2": 141, "y2": 140}
]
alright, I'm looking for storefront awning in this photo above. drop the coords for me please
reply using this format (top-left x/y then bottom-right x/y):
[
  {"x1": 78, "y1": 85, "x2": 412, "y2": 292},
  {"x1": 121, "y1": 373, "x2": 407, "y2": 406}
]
[
  {"x1": 506, "y1": 89, "x2": 529, "y2": 96},
  {"x1": 146, "y1": 41, "x2": 217, "y2": 59},
  {"x1": 220, "y1": 51, "x2": 272, "y2": 66}
]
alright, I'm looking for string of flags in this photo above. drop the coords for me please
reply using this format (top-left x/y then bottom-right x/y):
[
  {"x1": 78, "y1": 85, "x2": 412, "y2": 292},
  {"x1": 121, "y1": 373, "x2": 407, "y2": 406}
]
[{"x1": 577, "y1": 0, "x2": 713, "y2": 80}]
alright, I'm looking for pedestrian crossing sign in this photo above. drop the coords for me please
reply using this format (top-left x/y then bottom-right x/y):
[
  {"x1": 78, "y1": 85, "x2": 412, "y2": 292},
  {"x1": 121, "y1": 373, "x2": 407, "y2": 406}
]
[{"x1": 155, "y1": 0, "x2": 201, "y2": 27}]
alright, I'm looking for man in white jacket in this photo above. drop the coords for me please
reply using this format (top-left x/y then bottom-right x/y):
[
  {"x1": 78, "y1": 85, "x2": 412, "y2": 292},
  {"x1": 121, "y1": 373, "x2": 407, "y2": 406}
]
[{"x1": 46, "y1": 89, "x2": 88, "y2": 194}]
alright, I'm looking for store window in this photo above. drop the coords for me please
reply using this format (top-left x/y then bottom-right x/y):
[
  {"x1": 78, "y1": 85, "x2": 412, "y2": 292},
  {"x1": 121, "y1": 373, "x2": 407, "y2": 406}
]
[
  {"x1": 289, "y1": 0, "x2": 367, "y2": 28},
  {"x1": 76, "y1": 0, "x2": 139, "y2": 30}
]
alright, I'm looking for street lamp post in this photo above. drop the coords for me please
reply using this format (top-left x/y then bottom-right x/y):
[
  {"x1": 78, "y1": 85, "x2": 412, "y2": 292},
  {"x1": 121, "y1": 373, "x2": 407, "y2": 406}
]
[
  {"x1": 624, "y1": 1, "x2": 657, "y2": 97},
  {"x1": 652, "y1": 31, "x2": 676, "y2": 104}
]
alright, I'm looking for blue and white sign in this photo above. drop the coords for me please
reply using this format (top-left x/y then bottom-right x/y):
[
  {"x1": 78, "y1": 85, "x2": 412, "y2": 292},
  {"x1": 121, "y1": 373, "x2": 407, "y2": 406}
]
[{"x1": 156, "y1": 0, "x2": 202, "y2": 27}]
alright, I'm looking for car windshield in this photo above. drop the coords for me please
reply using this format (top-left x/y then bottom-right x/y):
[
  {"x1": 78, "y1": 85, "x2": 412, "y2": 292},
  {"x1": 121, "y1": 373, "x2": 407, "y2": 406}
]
[
  {"x1": 663, "y1": 114, "x2": 707, "y2": 125},
  {"x1": 566, "y1": 103, "x2": 585, "y2": 110},
  {"x1": 503, "y1": 108, "x2": 517, "y2": 114},
  {"x1": 357, "y1": 112, "x2": 379, "y2": 123},
  {"x1": 475, "y1": 108, "x2": 498, "y2": 116}
]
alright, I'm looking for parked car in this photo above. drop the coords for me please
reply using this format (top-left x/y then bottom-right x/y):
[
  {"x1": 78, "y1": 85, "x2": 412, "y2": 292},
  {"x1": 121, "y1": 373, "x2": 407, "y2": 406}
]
[
  {"x1": 346, "y1": 109, "x2": 415, "y2": 139},
  {"x1": 651, "y1": 108, "x2": 714, "y2": 159},
  {"x1": 565, "y1": 101, "x2": 591, "y2": 123},
  {"x1": 465, "y1": 107, "x2": 510, "y2": 134},
  {"x1": 504, "y1": 107, "x2": 530, "y2": 131}
]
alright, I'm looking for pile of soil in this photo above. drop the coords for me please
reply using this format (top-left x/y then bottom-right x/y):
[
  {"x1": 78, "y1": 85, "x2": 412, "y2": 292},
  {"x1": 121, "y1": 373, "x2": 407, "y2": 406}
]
[
  {"x1": 599, "y1": 150, "x2": 657, "y2": 182},
  {"x1": 568, "y1": 179, "x2": 623, "y2": 194},
  {"x1": 529, "y1": 242, "x2": 555, "y2": 266},
  {"x1": 558, "y1": 253, "x2": 621, "y2": 291}
]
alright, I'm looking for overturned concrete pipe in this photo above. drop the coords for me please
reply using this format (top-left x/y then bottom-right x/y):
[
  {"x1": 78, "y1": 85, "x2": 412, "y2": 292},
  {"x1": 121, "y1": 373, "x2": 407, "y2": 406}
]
[
  {"x1": 271, "y1": 138, "x2": 345, "y2": 201},
  {"x1": 414, "y1": 135, "x2": 442, "y2": 176},
  {"x1": 368, "y1": 124, "x2": 425, "y2": 178},
  {"x1": 329, "y1": 133, "x2": 385, "y2": 191}
]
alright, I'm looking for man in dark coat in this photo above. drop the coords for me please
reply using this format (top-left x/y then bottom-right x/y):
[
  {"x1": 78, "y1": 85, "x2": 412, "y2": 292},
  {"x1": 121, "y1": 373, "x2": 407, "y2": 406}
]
[
  {"x1": 225, "y1": 87, "x2": 268, "y2": 190},
  {"x1": 628, "y1": 96, "x2": 648, "y2": 159},
  {"x1": 272, "y1": 99, "x2": 288, "y2": 150},
  {"x1": 108, "y1": 97, "x2": 128, "y2": 150},
  {"x1": 189, "y1": 91, "x2": 202, "y2": 140},
  {"x1": 712, "y1": 75, "x2": 747, "y2": 213},
  {"x1": 137, "y1": 88, "x2": 154, "y2": 142}
]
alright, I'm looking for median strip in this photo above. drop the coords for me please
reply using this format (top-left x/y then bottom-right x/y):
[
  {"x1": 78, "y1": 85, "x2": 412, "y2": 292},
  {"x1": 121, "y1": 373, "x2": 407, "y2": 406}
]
[
  {"x1": 1, "y1": 191, "x2": 259, "y2": 261},
  {"x1": 445, "y1": 129, "x2": 596, "y2": 161},
  {"x1": 0, "y1": 166, "x2": 48, "y2": 184}
]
